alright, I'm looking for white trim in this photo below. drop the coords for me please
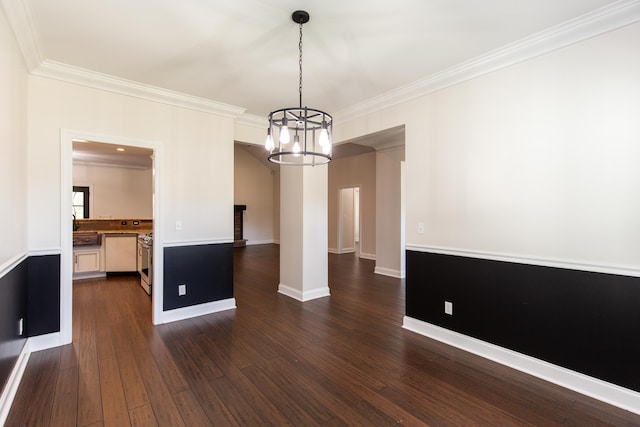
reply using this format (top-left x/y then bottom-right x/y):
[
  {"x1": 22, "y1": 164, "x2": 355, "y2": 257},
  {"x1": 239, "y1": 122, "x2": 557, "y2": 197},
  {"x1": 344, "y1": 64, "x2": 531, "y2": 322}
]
[
  {"x1": 163, "y1": 238, "x2": 234, "y2": 248},
  {"x1": 0, "y1": 252, "x2": 27, "y2": 279},
  {"x1": 329, "y1": 247, "x2": 357, "y2": 255},
  {"x1": 374, "y1": 266, "x2": 405, "y2": 279},
  {"x1": 60, "y1": 130, "x2": 73, "y2": 345},
  {"x1": 336, "y1": 0, "x2": 640, "y2": 123},
  {"x1": 235, "y1": 113, "x2": 267, "y2": 129},
  {"x1": 28, "y1": 332, "x2": 64, "y2": 352},
  {"x1": 277, "y1": 284, "x2": 331, "y2": 302},
  {"x1": 245, "y1": 239, "x2": 274, "y2": 246},
  {"x1": 0, "y1": 341, "x2": 30, "y2": 427},
  {"x1": 406, "y1": 244, "x2": 640, "y2": 277},
  {"x1": 359, "y1": 252, "x2": 376, "y2": 261},
  {"x1": 402, "y1": 316, "x2": 640, "y2": 415},
  {"x1": 33, "y1": 60, "x2": 246, "y2": 118},
  {"x1": 72, "y1": 272, "x2": 107, "y2": 280},
  {"x1": 159, "y1": 298, "x2": 236, "y2": 324},
  {"x1": 0, "y1": 0, "x2": 42, "y2": 70},
  {"x1": 60, "y1": 129, "x2": 165, "y2": 332},
  {"x1": 28, "y1": 248, "x2": 61, "y2": 257}
]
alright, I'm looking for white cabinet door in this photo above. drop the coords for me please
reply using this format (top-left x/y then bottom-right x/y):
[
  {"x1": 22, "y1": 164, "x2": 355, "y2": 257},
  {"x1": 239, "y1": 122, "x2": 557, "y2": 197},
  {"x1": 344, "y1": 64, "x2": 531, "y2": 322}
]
[
  {"x1": 74, "y1": 250, "x2": 100, "y2": 273},
  {"x1": 105, "y1": 234, "x2": 137, "y2": 272}
]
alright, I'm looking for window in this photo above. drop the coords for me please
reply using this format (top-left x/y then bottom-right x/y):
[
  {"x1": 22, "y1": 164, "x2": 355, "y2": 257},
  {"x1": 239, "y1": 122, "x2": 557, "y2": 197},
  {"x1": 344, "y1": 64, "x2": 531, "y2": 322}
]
[{"x1": 72, "y1": 186, "x2": 90, "y2": 219}]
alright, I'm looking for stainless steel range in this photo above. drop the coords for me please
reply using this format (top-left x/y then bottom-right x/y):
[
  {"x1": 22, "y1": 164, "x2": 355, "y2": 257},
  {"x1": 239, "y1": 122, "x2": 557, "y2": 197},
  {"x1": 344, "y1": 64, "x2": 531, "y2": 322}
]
[{"x1": 137, "y1": 233, "x2": 152, "y2": 295}]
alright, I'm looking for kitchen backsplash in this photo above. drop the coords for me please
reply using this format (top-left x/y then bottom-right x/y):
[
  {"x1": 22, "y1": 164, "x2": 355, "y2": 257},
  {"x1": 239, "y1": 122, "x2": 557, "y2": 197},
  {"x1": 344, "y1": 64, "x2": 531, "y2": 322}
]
[{"x1": 74, "y1": 218, "x2": 153, "y2": 232}]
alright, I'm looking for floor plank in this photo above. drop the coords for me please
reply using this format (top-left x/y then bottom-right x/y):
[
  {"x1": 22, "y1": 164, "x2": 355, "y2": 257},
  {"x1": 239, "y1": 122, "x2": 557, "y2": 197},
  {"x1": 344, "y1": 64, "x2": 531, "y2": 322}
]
[{"x1": 6, "y1": 244, "x2": 640, "y2": 426}]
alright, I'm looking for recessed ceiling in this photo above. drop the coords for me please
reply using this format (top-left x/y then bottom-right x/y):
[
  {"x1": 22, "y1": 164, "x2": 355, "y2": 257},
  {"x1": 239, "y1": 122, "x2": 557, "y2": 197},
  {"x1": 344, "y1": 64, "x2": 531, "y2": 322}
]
[{"x1": 12, "y1": 0, "x2": 619, "y2": 118}]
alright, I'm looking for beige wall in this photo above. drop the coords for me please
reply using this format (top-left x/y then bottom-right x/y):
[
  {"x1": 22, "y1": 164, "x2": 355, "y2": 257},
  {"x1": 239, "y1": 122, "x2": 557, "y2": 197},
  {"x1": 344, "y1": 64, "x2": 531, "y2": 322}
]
[
  {"x1": 327, "y1": 152, "x2": 376, "y2": 258},
  {"x1": 337, "y1": 22, "x2": 640, "y2": 273},
  {"x1": 375, "y1": 148, "x2": 405, "y2": 277},
  {"x1": 0, "y1": 8, "x2": 28, "y2": 267},
  {"x1": 73, "y1": 163, "x2": 153, "y2": 219},
  {"x1": 234, "y1": 145, "x2": 274, "y2": 244},
  {"x1": 27, "y1": 76, "x2": 235, "y2": 251}
]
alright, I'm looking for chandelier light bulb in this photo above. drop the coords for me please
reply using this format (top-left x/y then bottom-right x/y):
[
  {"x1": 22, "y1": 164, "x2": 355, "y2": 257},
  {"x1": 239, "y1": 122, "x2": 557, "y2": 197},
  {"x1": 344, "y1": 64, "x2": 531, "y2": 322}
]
[
  {"x1": 319, "y1": 127, "x2": 330, "y2": 148},
  {"x1": 265, "y1": 129, "x2": 274, "y2": 152},
  {"x1": 293, "y1": 134, "x2": 301, "y2": 156},
  {"x1": 280, "y1": 118, "x2": 290, "y2": 144}
]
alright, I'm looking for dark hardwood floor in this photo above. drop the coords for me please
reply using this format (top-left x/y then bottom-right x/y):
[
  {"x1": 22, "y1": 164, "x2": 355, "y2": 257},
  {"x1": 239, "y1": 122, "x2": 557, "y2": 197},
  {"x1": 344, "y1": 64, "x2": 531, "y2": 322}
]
[{"x1": 6, "y1": 244, "x2": 640, "y2": 426}]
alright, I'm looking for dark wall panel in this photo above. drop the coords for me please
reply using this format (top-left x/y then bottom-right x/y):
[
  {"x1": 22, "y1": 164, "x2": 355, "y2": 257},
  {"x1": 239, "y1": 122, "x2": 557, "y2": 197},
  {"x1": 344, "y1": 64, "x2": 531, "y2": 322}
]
[
  {"x1": 27, "y1": 255, "x2": 61, "y2": 336},
  {"x1": 406, "y1": 250, "x2": 640, "y2": 392},
  {"x1": 0, "y1": 260, "x2": 28, "y2": 394},
  {"x1": 163, "y1": 243, "x2": 233, "y2": 310}
]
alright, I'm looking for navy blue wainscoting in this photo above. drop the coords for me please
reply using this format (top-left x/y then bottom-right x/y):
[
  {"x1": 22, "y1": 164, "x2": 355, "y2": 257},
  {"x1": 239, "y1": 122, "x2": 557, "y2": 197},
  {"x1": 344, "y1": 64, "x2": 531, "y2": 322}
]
[
  {"x1": 0, "y1": 260, "x2": 28, "y2": 393},
  {"x1": 406, "y1": 250, "x2": 640, "y2": 393},
  {"x1": 27, "y1": 255, "x2": 61, "y2": 336},
  {"x1": 163, "y1": 243, "x2": 234, "y2": 311}
]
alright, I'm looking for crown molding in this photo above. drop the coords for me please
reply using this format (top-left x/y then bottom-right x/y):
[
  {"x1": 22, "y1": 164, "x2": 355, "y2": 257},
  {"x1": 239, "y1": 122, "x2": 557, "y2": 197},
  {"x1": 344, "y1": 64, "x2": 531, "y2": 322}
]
[
  {"x1": 0, "y1": 0, "x2": 42, "y2": 70},
  {"x1": 335, "y1": 0, "x2": 640, "y2": 124},
  {"x1": 235, "y1": 112, "x2": 268, "y2": 129},
  {"x1": 32, "y1": 60, "x2": 246, "y2": 118},
  {"x1": 2, "y1": 0, "x2": 246, "y2": 118},
  {"x1": 5, "y1": 0, "x2": 640, "y2": 123}
]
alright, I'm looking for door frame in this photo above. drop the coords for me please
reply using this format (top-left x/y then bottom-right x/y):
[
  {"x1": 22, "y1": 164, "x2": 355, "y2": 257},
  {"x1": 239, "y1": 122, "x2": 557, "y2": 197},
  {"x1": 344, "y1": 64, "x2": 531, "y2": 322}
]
[{"x1": 60, "y1": 129, "x2": 164, "y2": 344}]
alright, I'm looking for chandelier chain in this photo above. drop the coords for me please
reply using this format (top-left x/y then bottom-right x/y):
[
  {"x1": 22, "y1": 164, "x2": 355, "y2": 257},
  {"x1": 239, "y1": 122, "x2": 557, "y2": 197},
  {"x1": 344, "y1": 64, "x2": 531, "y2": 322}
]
[{"x1": 298, "y1": 21, "x2": 303, "y2": 108}]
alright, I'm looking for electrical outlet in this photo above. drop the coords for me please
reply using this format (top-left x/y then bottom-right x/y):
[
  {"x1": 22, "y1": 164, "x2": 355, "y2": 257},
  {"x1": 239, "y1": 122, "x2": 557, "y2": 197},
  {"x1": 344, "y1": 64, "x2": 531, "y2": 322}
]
[
  {"x1": 178, "y1": 284, "x2": 186, "y2": 296},
  {"x1": 417, "y1": 222, "x2": 425, "y2": 234},
  {"x1": 444, "y1": 301, "x2": 453, "y2": 315},
  {"x1": 121, "y1": 220, "x2": 127, "y2": 225},
  {"x1": 176, "y1": 220, "x2": 182, "y2": 231}
]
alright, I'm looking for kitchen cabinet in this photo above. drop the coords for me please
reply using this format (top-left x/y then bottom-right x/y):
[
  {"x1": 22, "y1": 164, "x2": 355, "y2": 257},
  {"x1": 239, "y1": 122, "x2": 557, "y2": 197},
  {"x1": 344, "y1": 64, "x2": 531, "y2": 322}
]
[
  {"x1": 105, "y1": 234, "x2": 137, "y2": 272},
  {"x1": 74, "y1": 248, "x2": 101, "y2": 274}
]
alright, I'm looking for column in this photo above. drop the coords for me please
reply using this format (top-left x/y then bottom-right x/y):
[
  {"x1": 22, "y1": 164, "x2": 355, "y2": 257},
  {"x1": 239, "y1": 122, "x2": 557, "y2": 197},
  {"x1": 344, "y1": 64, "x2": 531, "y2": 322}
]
[{"x1": 278, "y1": 164, "x2": 330, "y2": 301}]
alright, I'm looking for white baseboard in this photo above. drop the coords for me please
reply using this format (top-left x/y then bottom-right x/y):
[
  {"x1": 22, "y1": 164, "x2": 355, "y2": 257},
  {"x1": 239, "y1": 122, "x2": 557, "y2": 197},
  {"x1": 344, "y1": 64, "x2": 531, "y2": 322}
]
[
  {"x1": 28, "y1": 332, "x2": 65, "y2": 352},
  {"x1": 0, "y1": 342, "x2": 30, "y2": 426},
  {"x1": 359, "y1": 252, "x2": 376, "y2": 261},
  {"x1": 72, "y1": 272, "x2": 107, "y2": 280},
  {"x1": 278, "y1": 284, "x2": 330, "y2": 302},
  {"x1": 402, "y1": 316, "x2": 640, "y2": 415},
  {"x1": 374, "y1": 266, "x2": 405, "y2": 278},
  {"x1": 245, "y1": 240, "x2": 274, "y2": 246},
  {"x1": 161, "y1": 298, "x2": 236, "y2": 324},
  {"x1": 329, "y1": 248, "x2": 356, "y2": 255}
]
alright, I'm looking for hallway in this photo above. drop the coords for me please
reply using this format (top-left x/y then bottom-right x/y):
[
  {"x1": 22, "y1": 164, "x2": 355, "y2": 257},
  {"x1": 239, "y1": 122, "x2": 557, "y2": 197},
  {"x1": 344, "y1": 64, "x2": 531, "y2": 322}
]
[{"x1": 6, "y1": 245, "x2": 639, "y2": 425}]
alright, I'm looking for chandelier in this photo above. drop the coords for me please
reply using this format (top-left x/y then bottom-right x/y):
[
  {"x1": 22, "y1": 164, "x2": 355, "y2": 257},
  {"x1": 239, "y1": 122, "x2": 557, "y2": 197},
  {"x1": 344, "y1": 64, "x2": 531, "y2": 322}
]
[{"x1": 265, "y1": 10, "x2": 333, "y2": 166}]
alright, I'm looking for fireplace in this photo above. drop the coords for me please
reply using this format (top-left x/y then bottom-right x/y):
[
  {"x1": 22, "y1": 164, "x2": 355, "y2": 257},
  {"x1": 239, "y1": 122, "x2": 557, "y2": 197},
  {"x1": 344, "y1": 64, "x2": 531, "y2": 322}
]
[{"x1": 234, "y1": 205, "x2": 247, "y2": 247}]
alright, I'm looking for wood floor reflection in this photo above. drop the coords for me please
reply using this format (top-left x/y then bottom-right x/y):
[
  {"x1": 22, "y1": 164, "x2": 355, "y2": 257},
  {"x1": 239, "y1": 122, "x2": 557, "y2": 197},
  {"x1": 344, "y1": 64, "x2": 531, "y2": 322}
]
[{"x1": 6, "y1": 244, "x2": 640, "y2": 426}]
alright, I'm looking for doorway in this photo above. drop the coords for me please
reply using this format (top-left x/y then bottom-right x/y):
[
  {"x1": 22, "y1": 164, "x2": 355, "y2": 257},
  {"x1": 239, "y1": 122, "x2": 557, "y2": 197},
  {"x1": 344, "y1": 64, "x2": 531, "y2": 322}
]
[
  {"x1": 337, "y1": 186, "x2": 361, "y2": 256},
  {"x1": 60, "y1": 130, "x2": 164, "y2": 345}
]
